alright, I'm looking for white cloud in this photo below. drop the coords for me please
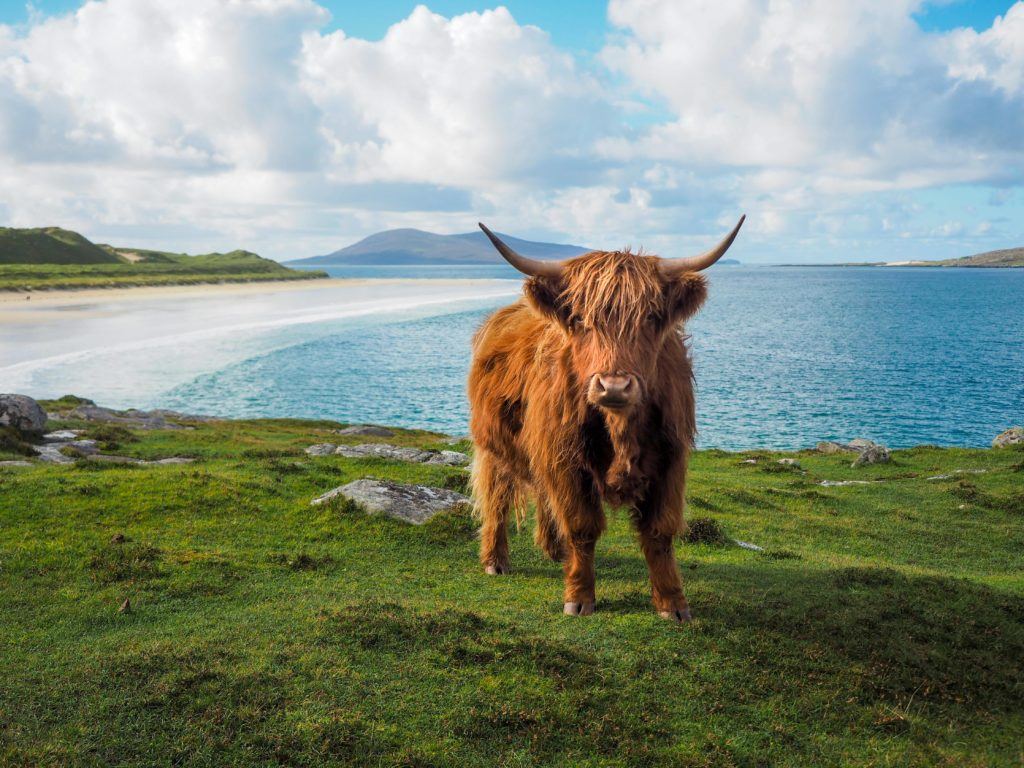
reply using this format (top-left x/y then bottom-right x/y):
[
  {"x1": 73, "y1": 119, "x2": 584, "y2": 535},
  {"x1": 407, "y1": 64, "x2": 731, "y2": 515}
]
[{"x1": 0, "y1": 0, "x2": 1021, "y2": 262}]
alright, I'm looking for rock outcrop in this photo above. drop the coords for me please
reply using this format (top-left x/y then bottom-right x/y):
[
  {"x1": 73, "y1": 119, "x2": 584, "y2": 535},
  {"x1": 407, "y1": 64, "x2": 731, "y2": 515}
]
[
  {"x1": 65, "y1": 405, "x2": 213, "y2": 429},
  {"x1": 817, "y1": 438, "x2": 891, "y2": 467},
  {"x1": 0, "y1": 394, "x2": 47, "y2": 436},
  {"x1": 336, "y1": 425, "x2": 394, "y2": 437},
  {"x1": 305, "y1": 442, "x2": 471, "y2": 467},
  {"x1": 311, "y1": 479, "x2": 470, "y2": 524},
  {"x1": 992, "y1": 427, "x2": 1024, "y2": 449}
]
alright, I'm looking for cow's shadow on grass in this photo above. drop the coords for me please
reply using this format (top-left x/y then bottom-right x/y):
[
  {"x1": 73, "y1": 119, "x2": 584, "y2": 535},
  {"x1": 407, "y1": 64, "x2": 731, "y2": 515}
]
[{"x1": 599, "y1": 555, "x2": 1024, "y2": 712}]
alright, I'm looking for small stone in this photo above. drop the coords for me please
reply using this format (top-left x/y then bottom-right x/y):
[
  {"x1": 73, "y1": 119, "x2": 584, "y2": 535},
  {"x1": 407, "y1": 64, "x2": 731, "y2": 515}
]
[
  {"x1": 119, "y1": 598, "x2": 131, "y2": 614},
  {"x1": 110, "y1": 533, "x2": 127, "y2": 544},
  {"x1": 424, "y1": 450, "x2": 472, "y2": 467},
  {"x1": 43, "y1": 430, "x2": 81, "y2": 442},
  {"x1": 992, "y1": 427, "x2": 1024, "y2": 449},
  {"x1": 0, "y1": 460, "x2": 33, "y2": 467},
  {"x1": 819, "y1": 479, "x2": 874, "y2": 487},
  {"x1": 32, "y1": 445, "x2": 75, "y2": 464},
  {"x1": 335, "y1": 425, "x2": 394, "y2": 437},
  {"x1": 305, "y1": 443, "x2": 338, "y2": 456},
  {"x1": 311, "y1": 478, "x2": 470, "y2": 525},
  {"x1": 740, "y1": 459, "x2": 758, "y2": 464},
  {"x1": 777, "y1": 458, "x2": 801, "y2": 468},
  {"x1": 142, "y1": 457, "x2": 195, "y2": 465}
]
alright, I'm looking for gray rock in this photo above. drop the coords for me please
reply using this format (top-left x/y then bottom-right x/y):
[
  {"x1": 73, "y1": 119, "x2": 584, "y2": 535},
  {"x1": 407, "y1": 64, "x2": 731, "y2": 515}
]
[
  {"x1": 425, "y1": 450, "x2": 472, "y2": 467},
  {"x1": 816, "y1": 437, "x2": 890, "y2": 468},
  {"x1": 0, "y1": 460, "x2": 34, "y2": 468},
  {"x1": 0, "y1": 394, "x2": 47, "y2": 436},
  {"x1": 993, "y1": 427, "x2": 1024, "y2": 449},
  {"x1": 142, "y1": 457, "x2": 196, "y2": 465},
  {"x1": 305, "y1": 443, "x2": 338, "y2": 456},
  {"x1": 62, "y1": 440, "x2": 100, "y2": 457},
  {"x1": 777, "y1": 458, "x2": 801, "y2": 468},
  {"x1": 43, "y1": 430, "x2": 82, "y2": 442},
  {"x1": 32, "y1": 445, "x2": 75, "y2": 464},
  {"x1": 66, "y1": 405, "x2": 211, "y2": 430},
  {"x1": 819, "y1": 479, "x2": 874, "y2": 487},
  {"x1": 327, "y1": 443, "x2": 470, "y2": 467},
  {"x1": 850, "y1": 444, "x2": 891, "y2": 467},
  {"x1": 335, "y1": 444, "x2": 433, "y2": 462},
  {"x1": 336, "y1": 425, "x2": 394, "y2": 437},
  {"x1": 311, "y1": 479, "x2": 470, "y2": 524}
]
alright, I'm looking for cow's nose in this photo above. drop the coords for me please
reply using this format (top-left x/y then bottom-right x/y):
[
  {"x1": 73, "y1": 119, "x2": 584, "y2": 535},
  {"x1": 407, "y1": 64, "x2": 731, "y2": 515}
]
[{"x1": 592, "y1": 373, "x2": 639, "y2": 408}]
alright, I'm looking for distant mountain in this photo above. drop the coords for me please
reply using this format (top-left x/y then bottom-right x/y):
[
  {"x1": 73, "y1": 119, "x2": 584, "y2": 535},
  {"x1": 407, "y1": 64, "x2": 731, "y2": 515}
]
[
  {"x1": 289, "y1": 228, "x2": 592, "y2": 266},
  {"x1": 0, "y1": 226, "x2": 122, "y2": 265}
]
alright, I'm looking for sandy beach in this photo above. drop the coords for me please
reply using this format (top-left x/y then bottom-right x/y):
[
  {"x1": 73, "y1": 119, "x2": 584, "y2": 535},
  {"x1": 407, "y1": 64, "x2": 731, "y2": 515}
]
[
  {"x1": 0, "y1": 277, "x2": 361, "y2": 312},
  {"x1": 0, "y1": 276, "x2": 511, "y2": 323}
]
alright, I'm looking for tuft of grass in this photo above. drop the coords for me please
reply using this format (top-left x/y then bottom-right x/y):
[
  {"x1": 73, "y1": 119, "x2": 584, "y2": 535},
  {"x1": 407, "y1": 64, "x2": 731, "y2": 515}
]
[
  {"x1": 87, "y1": 541, "x2": 162, "y2": 583},
  {"x1": 684, "y1": 516, "x2": 729, "y2": 545},
  {"x1": 268, "y1": 551, "x2": 334, "y2": 571},
  {"x1": 83, "y1": 424, "x2": 138, "y2": 452}
]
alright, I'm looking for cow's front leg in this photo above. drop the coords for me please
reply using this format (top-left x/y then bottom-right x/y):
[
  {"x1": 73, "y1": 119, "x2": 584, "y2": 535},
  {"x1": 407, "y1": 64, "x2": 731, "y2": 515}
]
[
  {"x1": 638, "y1": 528, "x2": 690, "y2": 622},
  {"x1": 562, "y1": 529, "x2": 598, "y2": 615},
  {"x1": 543, "y1": 473, "x2": 604, "y2": 616},
  {"x1": 635, "y1": 477, "x2": 691, "y2": 623}
]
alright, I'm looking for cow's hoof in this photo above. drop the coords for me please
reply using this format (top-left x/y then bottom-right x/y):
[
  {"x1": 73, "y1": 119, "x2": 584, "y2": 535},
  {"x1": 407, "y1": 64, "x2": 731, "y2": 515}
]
[
  {"x1": 563, "y1": 601, "x2": 595, "y2": 616},
  {"x1": 658, "y1": 607, "x2": 692, "y2": 623},
  {"x1": 484, "y1": 564, "x2": 509, "y2": 576}
]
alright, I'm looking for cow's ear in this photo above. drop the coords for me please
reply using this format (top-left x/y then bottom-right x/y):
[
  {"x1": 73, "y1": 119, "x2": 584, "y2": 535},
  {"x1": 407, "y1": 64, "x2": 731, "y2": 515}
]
[
  {"x1": 664, "y1": 272, "x2": 708, "y2": 326},
  {"x1": 524, "y1": 276, "x2": 571, "y2": 326}
]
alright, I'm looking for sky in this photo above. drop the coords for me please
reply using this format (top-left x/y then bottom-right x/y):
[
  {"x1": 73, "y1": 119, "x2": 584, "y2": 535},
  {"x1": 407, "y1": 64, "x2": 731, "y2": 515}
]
[{"x1": 0, "y1": 0, "x2": 1021, "y2": 263}]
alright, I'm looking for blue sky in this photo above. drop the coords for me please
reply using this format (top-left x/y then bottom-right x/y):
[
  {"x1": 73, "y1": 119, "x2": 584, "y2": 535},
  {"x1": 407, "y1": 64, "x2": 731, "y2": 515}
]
[{"x1": 0, "y1": 0, "x2": 1022, "y2": 262}]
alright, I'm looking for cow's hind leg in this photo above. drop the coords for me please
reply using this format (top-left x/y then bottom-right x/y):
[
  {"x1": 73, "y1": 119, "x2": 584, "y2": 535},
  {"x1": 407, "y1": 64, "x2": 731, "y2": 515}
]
[
  {"x1": 533, "y1": 492, "x2": 565, "y2": 562},
  {"x1": 473, "y1": 449, "x2": 515, "y2": 575}
]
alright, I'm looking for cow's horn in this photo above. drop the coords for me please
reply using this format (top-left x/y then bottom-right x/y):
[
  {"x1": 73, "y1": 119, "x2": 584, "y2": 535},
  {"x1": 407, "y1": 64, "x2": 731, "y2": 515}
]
[
  {"x1": 658, "y1": 215, "x2": 746, "y2": 276},
  {"x1": 479, "y1": 223, "x2": 565, "y2": 279}
]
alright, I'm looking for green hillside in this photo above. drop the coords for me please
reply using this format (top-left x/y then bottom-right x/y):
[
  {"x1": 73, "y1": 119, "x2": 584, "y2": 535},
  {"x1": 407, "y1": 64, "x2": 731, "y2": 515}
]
[
  {"x1": 936, "y1": 247, "x2": 1024, "y2": 267},
  {"x1": 0, "y1": 227, "x2": 326, "y2": 290},
  {"x1": 1, "y1": 406, "x2": 1022, "y2": 766},
  {"x1": 0, "y1": 226, "x2": 122, "y2": 265}
]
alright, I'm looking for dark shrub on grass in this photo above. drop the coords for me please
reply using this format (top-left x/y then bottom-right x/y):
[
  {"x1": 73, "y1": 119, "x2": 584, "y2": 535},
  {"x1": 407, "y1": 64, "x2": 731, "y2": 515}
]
[
  {"x1": 0, "y1": 426, "x2": 37, "y2": 456},
  {"x1": 684, "y1": 517, "x2": 728, "y2": 545},
  {"x1": 84, "y1": 424, "x2": 138, "y2": 451},
  {"x1": 88, "y1": 541, "x2": 162, "y2": 583}
]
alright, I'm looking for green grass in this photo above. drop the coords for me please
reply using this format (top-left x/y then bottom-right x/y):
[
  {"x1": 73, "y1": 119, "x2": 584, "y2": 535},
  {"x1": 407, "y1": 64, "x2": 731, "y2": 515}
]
[
  {"x1": 1, "y1": 410, "x2": 1022, "y2": 766},
  {"x1": 0, "y1": 253, "x2": 326, "y2": 291}
]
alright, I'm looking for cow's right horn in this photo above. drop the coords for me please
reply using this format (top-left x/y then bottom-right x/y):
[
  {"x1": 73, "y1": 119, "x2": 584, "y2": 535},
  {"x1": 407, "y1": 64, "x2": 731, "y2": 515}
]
[{"x1": 479, "y1": 223, "x2": 565, "y2": 279}]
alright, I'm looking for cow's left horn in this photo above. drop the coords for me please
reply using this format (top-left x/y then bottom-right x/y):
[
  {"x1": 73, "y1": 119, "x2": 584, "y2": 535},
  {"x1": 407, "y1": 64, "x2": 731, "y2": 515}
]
[
  {"x1": 479, "y1": 223, "x2": 564, "y2": 279},
  {"x1": 658, "y1": 215, "x2": 746, "y2": 276}
]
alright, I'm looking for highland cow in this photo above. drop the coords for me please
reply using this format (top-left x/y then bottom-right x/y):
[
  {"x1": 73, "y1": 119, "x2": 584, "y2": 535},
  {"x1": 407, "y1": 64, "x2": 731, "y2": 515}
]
[{"x1": 468, "y1": 217, "x2": 744, "y2": 621}]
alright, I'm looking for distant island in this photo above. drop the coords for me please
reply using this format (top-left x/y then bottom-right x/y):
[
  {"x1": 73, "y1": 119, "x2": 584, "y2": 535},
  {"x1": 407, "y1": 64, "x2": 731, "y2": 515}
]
[
  {"x1": 790, "y1": 245, "x2": 1024, "y2": 268},
  {"x1": 288, "y1": 227, "x2": 592, "y2": 266},
  {"x1": 0, "y1": 227, "x2": 326, "y2": 291}
]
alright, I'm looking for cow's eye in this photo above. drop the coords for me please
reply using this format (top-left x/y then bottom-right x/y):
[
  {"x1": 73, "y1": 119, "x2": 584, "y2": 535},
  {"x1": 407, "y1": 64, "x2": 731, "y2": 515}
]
[
  {"x1": 646, "y1": 312, "x2": 661, "y2": 325},
  {"x1": 569, "y1": 317, "x2": 584, "y2": 333}
]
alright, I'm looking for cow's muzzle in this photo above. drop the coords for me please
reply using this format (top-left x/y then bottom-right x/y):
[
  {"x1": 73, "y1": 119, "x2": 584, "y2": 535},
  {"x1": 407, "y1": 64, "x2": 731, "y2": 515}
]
[{"x1": 588, "y1": 373, "x2": 640, "y2": 411}]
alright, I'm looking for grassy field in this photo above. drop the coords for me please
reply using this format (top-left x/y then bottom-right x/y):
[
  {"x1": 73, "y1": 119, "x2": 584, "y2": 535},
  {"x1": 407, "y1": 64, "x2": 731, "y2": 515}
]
[
  {"x1": 1, "y1": 406, "x2": 1022, "y2": 766},
  {"x1": 0, "y1": 252, "x2": 326, "y2": 291}
]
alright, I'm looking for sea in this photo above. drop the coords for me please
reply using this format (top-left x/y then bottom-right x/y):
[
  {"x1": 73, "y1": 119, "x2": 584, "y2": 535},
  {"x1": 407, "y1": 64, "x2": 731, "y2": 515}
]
[{"x1": 2, "y1": 264, "x2": 1022, "y2": 449}]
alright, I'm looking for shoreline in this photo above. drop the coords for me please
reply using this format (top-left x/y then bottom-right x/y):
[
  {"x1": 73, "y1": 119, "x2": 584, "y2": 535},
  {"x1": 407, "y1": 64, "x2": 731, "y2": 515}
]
[{"x1": 0, "y1": 275, "x2": 510, "y2": 311}]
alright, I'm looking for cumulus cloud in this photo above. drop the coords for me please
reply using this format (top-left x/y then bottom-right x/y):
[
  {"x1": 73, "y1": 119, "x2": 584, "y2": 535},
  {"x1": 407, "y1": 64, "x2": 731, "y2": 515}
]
[{"x1": 0, "y1": 0, "x2": 1021, "y2": 261}]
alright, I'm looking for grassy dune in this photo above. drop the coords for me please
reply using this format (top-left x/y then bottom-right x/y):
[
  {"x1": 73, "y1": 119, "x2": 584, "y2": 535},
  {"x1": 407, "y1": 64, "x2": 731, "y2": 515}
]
[
  {"x1": 1, "y1": 408, "x2": 1022, "y2": 766},
  {"x1": 0, "y1": 226, "x2": 326, "y2": 290}
]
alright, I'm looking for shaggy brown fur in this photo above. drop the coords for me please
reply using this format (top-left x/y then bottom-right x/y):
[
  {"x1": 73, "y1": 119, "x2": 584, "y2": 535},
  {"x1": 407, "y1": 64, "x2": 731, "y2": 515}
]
[{"x1": 469, "y1": 249, "x2": 709, "y2": 621}]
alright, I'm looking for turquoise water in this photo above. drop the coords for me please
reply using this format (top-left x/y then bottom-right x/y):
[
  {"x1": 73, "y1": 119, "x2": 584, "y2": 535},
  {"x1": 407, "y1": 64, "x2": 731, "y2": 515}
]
[{"x1": 161, "y1": 266, "x2": 1023, "y2": 448}]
